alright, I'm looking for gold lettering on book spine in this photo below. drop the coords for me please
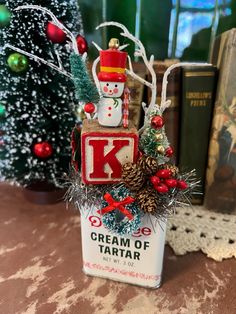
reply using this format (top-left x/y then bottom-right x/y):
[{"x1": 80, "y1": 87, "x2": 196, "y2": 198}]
[
  {"x1": 190, "y1": 100, "x2": 207, "y2": 107},
  {"x1": 186, "y1": 92, "x2": 212, "y2": 99},
  {"x1": 184, "y1": 72, "x2": 215, "y2": 77}
]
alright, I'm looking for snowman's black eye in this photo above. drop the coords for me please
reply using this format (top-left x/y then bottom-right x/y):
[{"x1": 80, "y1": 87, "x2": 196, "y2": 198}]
[
  {"x1": 106, "y1": 83, "x2": 109, "y2": 86},
  {"x1": 115, "y1": 84, "x2": 118, "y2": 87}
]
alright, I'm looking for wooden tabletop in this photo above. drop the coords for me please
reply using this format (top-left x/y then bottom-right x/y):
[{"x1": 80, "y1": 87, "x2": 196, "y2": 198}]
[{"x1": 0, "y1": 183, "x2": 235, "y2": 314}]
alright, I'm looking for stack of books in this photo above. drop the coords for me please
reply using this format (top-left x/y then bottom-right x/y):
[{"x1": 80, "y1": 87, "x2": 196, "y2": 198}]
[{"x1": 129, "y1": 28, "x2": 236, "y2": 213}]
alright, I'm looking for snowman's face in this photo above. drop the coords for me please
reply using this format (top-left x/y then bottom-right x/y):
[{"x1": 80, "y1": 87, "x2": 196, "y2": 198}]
[{"x1": 100, "y1": 81, "x2": 124, "y2": 98}]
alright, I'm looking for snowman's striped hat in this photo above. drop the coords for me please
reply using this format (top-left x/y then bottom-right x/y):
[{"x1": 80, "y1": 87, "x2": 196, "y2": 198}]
[{"x1": 98, "y1": 38, "x2": 127, "y2": 83}]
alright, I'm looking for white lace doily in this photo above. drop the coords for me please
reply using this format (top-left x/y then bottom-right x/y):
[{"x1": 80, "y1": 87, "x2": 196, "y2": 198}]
[{"x1": 166, "y1": 206, "x2": 236, "y2": 261}]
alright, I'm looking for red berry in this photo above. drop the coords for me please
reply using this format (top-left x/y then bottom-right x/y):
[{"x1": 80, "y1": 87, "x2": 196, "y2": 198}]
[
  {"x1": 150, "y1": 176, "x2": 160, "y2": 185},
  {"x1": 165, "y1": 146, "x2": 174, "y2": 157},
  {"x1": 84, "y1": 102, "x2": 96, "y2": 114},
  {"x1": 165, "y1": 178, "x2": 177, "y2": 188},
  {"x1": 151, "y1": 115, "x2": 164, "y2": 129},
  {"x1": 156, "y1": 169, "x2": 172, "y2": 179},
  {"x1": 177, "y1": 180, "x2": 188, "y2": 190},
  {"x1": 154, "y1": 183, "x2": 169, "y2": 193}
]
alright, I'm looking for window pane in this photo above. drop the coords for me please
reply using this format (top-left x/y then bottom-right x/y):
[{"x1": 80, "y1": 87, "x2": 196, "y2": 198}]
[
  {"x1": 173, "y1": 12, "x2": 213, "y2": 58},
  {"x1": 172, "y1": 0, "x2": 231, "y2": 9},
  {"x1": 169, "y1": 0, "x2": 233, "y2": 60}
]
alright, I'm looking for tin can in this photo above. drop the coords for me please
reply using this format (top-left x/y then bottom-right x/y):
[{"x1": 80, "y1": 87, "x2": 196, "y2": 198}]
[{"x1": 80, "y1": 210, "x2": 167, "y2": 288}]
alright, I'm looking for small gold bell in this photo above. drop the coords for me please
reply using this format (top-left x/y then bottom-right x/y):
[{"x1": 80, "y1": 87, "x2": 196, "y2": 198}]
[
  {"x1": 109, "y1": 38, "x2": 120, "y2": 49},
  {"x1": 157, "y1": 145, "x2": 165, "y2": 154},
  {"x1": 156, "y1": 133, "x2": 164, "y2": 141}
]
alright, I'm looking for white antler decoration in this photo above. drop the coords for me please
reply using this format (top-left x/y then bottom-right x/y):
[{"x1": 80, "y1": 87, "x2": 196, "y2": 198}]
[
  {"x1": 160, "y1": 62, "x2": 210, "y2": 112},
  {"x1": 138, "y1": 61, "x2": 212, "y2": 133},
  {"x1": 92, "y1": 56, "x2": 101, "y2": 96},
  {"x1": 4, "y1": 43, "x2": 73, "y2": 78},
  {"x1": 3, "y1": 5, "x2": 86, "y2": 78}
]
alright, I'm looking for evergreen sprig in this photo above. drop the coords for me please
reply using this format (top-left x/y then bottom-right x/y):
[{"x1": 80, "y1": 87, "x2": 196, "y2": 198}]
[{"x1": 70, "y1": 53, "x2": 99, "y2": 104}]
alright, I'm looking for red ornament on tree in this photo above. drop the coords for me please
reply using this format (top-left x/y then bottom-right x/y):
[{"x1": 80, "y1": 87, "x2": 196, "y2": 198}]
[
  {"x1": 84, "y1": 102, "x2": 96, "y2": 114},
  {"x1": 165, "y1": 146, "x2": 174, "y2": 157},
  {"x1": 151, "y1": 115, "x2": 164, "y2": 129},
  {"x1": 46, "y1": 21, "x2": 66, "y2": 44},
  {"x1": 76, "y1": 34, "x2": 88, "y2": 54},
  {"x1": 33, "y1": 142, "x2": 53, "y2": 159}
]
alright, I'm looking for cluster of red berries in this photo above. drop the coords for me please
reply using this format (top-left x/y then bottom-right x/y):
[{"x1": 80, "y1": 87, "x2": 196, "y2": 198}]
[{"x1": 150, "y1": 169, "x2": 188, "y2": 193}]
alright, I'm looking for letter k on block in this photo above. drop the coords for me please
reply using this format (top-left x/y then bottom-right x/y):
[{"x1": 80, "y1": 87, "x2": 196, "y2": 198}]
[
  {"x1": 89, "y1": 139, "x2": 129, "y2": 179},
  {"x1": 81, "y1": 120, "x2": 138, "y2": 184}
]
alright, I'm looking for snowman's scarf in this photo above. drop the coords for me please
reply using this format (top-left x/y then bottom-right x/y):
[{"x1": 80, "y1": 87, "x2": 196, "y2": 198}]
[{"x1": 103, "y1": 97, "x2": 119, "y2": 108}]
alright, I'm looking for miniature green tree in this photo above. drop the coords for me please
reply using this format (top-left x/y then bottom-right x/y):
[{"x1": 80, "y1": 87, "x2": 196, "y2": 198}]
[{"x1": 0, "y1": 0, "x2": 83, "y2": 189}]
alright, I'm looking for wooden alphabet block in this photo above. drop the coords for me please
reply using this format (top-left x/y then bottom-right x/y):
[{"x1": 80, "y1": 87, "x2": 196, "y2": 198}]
[{"x1": 81, "y1": 119, "x2": 138, "y2": 184}]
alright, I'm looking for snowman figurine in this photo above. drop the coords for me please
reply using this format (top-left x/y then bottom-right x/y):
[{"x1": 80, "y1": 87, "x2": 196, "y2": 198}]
[{"x1": 96, "y1": 38, "x2": 128, "y2": 127}]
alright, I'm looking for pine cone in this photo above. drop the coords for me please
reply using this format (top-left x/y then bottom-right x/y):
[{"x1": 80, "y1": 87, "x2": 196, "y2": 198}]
[
  {"x1": 136, "y1": 187, "x2": 158, "y2": 214},
  {"x1": 137, "y1": 155, "x2": 159, "y2": 176},
  {"x1": 122, "y1": 162, "x2": 145, "y2": 192},
  {"x1": 161, "y1": 164, "x2": 179, "y2": 177}
]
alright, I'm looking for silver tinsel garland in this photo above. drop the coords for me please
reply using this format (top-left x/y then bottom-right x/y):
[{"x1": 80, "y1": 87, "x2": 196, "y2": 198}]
[
  {"x1": 65, "y1": 167, "x2": 200, "y2": 224},
  {"x1": 64, "y1": 167, "x2": 108, "y2": 214}
]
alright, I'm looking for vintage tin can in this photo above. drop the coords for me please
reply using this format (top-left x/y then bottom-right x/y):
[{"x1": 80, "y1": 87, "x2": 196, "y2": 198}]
[{"x1": 80, "y1": 210, "x2": 167, "y2": 288}]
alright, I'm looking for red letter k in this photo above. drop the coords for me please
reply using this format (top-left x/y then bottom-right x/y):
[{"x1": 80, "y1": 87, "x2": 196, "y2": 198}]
[{"x1": 89, "y1": 139, "x2": 129, "y2": 179}]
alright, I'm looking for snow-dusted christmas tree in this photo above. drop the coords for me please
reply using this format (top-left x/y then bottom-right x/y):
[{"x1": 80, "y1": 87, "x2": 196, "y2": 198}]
[{"x1": 0, "y1": 0, "x2": 83, "y2": 191}]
